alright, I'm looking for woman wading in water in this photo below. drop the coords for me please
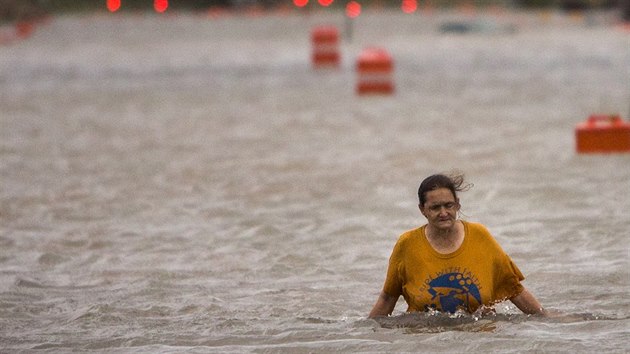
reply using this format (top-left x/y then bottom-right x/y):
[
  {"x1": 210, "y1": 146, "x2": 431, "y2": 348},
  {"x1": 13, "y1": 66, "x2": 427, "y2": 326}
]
[{"x1": 369, "y1": 173, "x2": 547, "y2": 318}]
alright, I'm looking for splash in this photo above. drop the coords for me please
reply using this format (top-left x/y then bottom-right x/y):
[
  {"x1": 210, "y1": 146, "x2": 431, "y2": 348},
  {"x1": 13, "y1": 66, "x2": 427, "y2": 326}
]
[{"x1": 371, "y1": 310, "x2": 620, "y2": 333}]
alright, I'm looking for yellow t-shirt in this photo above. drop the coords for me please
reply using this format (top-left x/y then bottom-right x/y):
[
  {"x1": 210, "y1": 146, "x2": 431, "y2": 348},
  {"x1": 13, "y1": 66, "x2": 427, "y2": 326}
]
[{"x1": 382, "y1": 221, "x2": 525, "y2": 313}]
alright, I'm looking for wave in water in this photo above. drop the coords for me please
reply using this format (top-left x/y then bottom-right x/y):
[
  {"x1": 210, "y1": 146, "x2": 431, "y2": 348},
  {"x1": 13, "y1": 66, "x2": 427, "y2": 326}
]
[{"x1": 369, "y1": 310, "x2": 624, "y2": 333}]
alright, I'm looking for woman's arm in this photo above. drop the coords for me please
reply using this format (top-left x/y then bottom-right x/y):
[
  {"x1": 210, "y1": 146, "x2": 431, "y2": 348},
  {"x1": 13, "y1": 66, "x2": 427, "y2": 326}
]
[
  {"x1": 510, "y1": 288, "x2": 547, "y2": 316},
  {"x1": 368, "y1": 291, "x2": 399, "y2": 318}
]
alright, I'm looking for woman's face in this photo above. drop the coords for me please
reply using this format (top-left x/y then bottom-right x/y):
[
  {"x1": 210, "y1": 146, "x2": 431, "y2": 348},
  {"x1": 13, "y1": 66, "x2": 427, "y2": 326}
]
[{"x1": 420, "y1": 188, "x2": 460, "y2": 231}]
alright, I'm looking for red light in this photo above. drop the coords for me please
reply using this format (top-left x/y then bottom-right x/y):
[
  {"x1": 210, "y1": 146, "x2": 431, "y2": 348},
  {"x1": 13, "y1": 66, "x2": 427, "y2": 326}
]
[
  {"x1": 154, "y1": 0, "x2": 168, "y2": 13},
  {"x1": 107, "y1": 0, "x2": 121, "y2": 12},
  {"x1": 318, "y1": 0, "x2": 334, "y2": 6},
  {"x1": 293, "y1": 0, "x2": 308, "y2": 7},
  {"x1": 402, "y1": 0, "x2": 417, "y2": 13},
  {"x1": 346, "y1": 1, "x2": 361, "y2": 18}
]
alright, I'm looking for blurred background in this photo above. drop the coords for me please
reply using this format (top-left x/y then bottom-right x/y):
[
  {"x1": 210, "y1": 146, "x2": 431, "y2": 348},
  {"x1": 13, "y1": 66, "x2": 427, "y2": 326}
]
[{"x1": 1, "y1": 0, "x2": 629, "y2": 22}]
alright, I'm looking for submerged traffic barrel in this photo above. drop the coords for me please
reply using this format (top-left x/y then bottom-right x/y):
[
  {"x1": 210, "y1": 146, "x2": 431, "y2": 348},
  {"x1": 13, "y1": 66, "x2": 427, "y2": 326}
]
[
  {"x1": 575, "y1": 114, "x2": 630, "y2": 153},
  {"x1": 15, "y1": 21, "x2": 35, "y2": 39},
  {"x1": 311, "y1": 26, "x2": 340, "y2": 68},
  {"x1": 356, "y1": 47, "x2": 394, "y2": 95}
]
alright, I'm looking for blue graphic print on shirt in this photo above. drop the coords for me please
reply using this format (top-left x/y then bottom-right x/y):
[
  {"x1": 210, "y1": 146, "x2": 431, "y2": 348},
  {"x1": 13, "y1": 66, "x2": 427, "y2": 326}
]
[{"x1": 426, "y1": 272, "x2": 482, "y2": 313}]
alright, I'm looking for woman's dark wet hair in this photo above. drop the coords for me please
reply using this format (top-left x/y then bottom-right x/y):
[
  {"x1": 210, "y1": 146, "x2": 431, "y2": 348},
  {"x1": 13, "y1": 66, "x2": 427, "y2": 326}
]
[{"x1": 418, "y1": 172, "x2": 472, "y2": 207}]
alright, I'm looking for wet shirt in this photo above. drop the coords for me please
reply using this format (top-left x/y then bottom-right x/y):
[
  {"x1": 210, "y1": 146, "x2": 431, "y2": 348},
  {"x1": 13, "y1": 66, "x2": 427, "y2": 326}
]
[{"x1": 382, "y1": 221, "x2": 525, "y2": 313}]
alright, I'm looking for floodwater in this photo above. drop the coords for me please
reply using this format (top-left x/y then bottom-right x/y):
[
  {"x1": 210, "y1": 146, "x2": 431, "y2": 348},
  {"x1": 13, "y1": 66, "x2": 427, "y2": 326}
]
[{"x1": 1, "y1": 9, "x2": 629, "y2": 353}]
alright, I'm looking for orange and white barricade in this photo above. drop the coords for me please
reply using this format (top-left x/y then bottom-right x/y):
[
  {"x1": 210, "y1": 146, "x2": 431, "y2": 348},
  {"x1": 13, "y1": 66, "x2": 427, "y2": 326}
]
[
  {"x1": 356, "y1": 47, "x2": 394, "y2": 95},
  {"x1": 311, "y1": 26, "x2": 340, "y2": 68}
]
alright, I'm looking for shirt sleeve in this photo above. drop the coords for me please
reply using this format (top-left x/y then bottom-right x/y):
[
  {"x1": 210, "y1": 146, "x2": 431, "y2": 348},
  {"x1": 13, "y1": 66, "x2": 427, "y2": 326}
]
[
  {"x1": 473, "y1": 222, "x2": 526, "y2": 304},
  {"x1": 492, "y1": 254, "x2": 525, "y2": 303},
  {"x1": 382, "y1": 239, "x2": 404, "y2": 298}
]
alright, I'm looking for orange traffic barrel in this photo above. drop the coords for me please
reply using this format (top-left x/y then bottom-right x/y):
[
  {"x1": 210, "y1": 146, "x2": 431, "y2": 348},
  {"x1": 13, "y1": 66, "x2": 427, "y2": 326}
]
[
  {"x1": 575, "y1": 114, "x2": 630, "y2": 153},
  {"x1": 356, "y1": 47, "x2": 394, "y2": 95},
  {"x1": 311, "y1": 26, "x2": 340, "y2": 68},
  {"x1": 15, "y1": 21, "x2": 34, "y2": 39}
]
